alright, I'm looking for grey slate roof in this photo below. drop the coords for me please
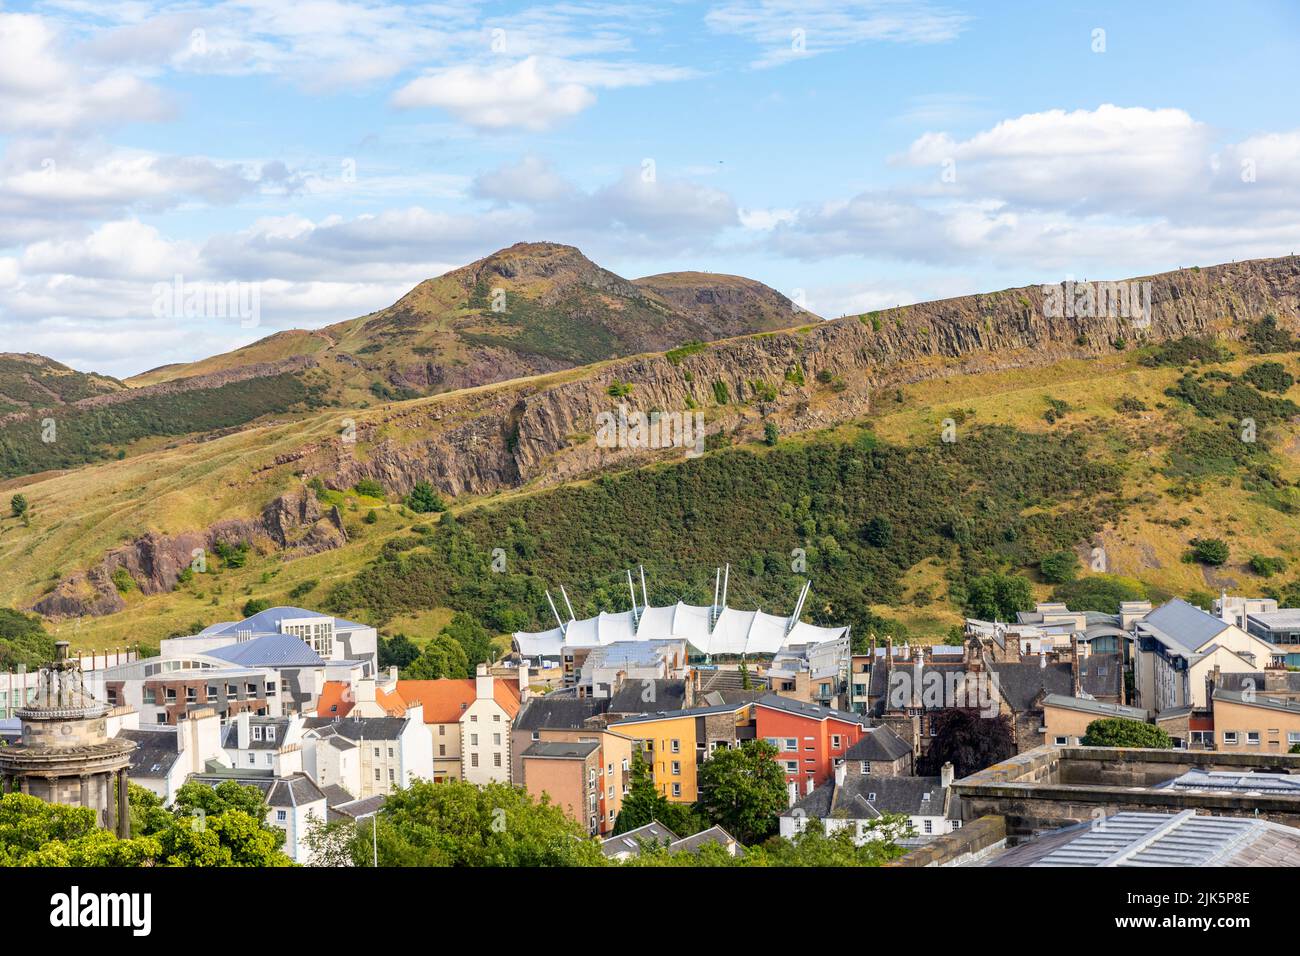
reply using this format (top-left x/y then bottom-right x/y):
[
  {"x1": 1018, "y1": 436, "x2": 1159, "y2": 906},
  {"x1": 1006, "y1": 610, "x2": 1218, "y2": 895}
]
[
  {"x1": 843, "y1": 726, "x2": 912, "y2": 763},
  {"x1": 1217, "y1": 671, "x2": 1300, "y2": 695},
  {"x1": 328, "y1": 795, "x2": 385, "y2": 822},
  {"x1": 1141, "y1": 598, "x2": 1231, "y2": 653},
  {"x1": 522, "y1": 740, "x2": 599, "y2": 759},
  {"x1": 754, "y1": 693, "x2": 871, "y2": 726},
  {"x1": 668, "y1": 825, "x2": 739, "y2": 854},
  {"x1": 601, "y1": 821, "x2": 679, "y2": 857},
  {"x1": 514, "y1": 695, "x2": 608, "y2": 731},
  {"x1": 1079, "y1": 653, "x2": 1124, "y2": 699},
  {"x1": 1167, "y1": 769, "x2": 1300, "y2": 796},
  {"x1": 989, "y1": 661, "x2": 1073, "y2": 712},
  {"x1": 220, "y1": 716, "x2": 292, "y2": 750},
  {"x1": 1042, "y1": 693, "x2": 1149, "y2": 721},
  {"x1": 119, "y1": 728, "x2": 180, "y2": 777},
  {"x1": 266, "y1": 773, "x2": 325, "y2": 809},
  {"x1": 303, "y1": 716, "x2": 407, "y2": 740},
  {"x1": 607, "y1": 701, "x2": 750, "y2": 727},
  {"x1": 836, "y1": 774, "x2": 950, "y2": 818},
  {"x1": 989, "y1": 810, "x2": 1300, "y2": 867},
  {"x1": 209, "y1": 633, "x2": 325, "y2": 668},
  {"x1": 608, "y1": 679, "x2": 687, "y2": 714},
  {"x1": 1213, "y1": 688, "x2": 1300, "y2": 714}
]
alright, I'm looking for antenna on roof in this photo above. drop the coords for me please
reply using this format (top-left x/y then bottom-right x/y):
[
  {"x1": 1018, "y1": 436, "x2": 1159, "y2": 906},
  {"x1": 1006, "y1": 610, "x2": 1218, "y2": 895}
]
[
  {"x1": 639, "y1": 565, "x2": 649, "y2": 609},
  {"x1": 560, "y1": 585, "x2": 577, "y2": 622},
  {"x1": 721, "y1": 564, "x2": 730, "y2": 608},
  {"x1": 786, "y1": 580, "x2": 811, "y2": 636},
  {"x1": 546, "y1": 590, "x2": 567, "y2": 633}
]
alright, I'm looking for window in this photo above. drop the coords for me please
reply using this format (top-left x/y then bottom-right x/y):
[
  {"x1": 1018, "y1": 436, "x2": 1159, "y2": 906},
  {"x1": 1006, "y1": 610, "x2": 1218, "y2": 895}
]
[
  {"x1": 1288, "y1": 732, "x2": 1300, "y2": 746},
  {"x1": 832, "y1": 735, "x2": 841, "y2": 749},
  {"x1": 470, "y1": 734, "x2": 479, "y2": 746},
  {"x1": 493, "y1": 753, "x2": 502, "y2": 767},
  {"x1": 373, "y1": 747, "x2": 380, "y2": 757},
  {"x1": 439, "y1": 725, "x2": 446, "y2": 736},
  {"x1": 1247, "y1": 731, "x2": 1261, "y2": 746},
  {"x1": 276, "y1": 810, "x2": 287, "y2": 822},
  {"x1": 783, "y1": 738, "x2": 797, "y2": 751},
  {"x1": 265, "y1": 727, "x2": 275, "y2": 742},
  {"x1": 1223, "y1": 731, "x2": 1239, "y2": 745},
  {"x1": 670, "y1": 739, "x2": 680, "y2": 754},
  {"x1": 868, "y1": 792, "x2": 877, "y2": 801},
  {"x1": 388, "y1": 768, "x2": 395, "y2": 781},
  {"x1": 621, "y1": 758, "x2": 629, "y2": 772},
  {"x1": 671, "y1": 783, "x2": 681, "y2": 798},
  {"x1": 165, "y1": 688, "x2": 177, "y2": 701},
  {"x1": 1054, "y1": 736, "x2": 1068, "y2": 746},
  {"x1": 493, "y1": 734, "x2": 501, "y2": 746},
  {"x1": 471, "y1": 754, "x2": 479, "y2": 767},
  {"x1": 924, "y1": 820, "x2": 933, "y2": 834},
  {"x1": 253, "y1": 726, "x2": 263, "y2": 741},
  {"x1": 493, "y1": 714, "x2": 500, "y2": 722},
  {"x1": 387, "y1": 747, "x2": 394, "y2": 758},
  {"x1": 953, "y1": 820, "x2": 962, "y2": 829},
  {"x1": 785, "y1": 761, "x2": 798, "y2": 773},
  {"x1": 248, "y1": 754, "x2": 256, "y2": 766},
  {"x1": 672, "y1": 761, "x2": 681, "y2": 775},
  {"x1": 607, "y1": 763, "x2": 613, "y2": 776},
  {"x1": 439, "y1": 745, "x2": 446, "y2": 756},
  {"x1": 470, "y1": 715, "x2": 478, "y2": 723},
  {"x1": 207, "y1": 685, "x2": 218, "y2": 698},
  {"x1": 860, "y1": 761, "x2": 870, "y2": 774},
  {"x1": 143, "y1": 689, "x2": 156, "y2": 705},
  {"x1": 246, "y1": 683, "x2": 257, "y2": 696},
  {"x1": 374, "y1": 769, "x2": 381, "y2": 780}
]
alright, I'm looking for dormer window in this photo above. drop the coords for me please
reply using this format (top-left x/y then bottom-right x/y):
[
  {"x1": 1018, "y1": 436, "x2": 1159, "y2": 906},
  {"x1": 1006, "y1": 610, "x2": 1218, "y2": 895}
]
[
  {"x1": 252, "y1": 725, "x2": 263, "y2": 741},
  {"x1": 266, "y1": 726, "x2": 276, "y2": 742}
]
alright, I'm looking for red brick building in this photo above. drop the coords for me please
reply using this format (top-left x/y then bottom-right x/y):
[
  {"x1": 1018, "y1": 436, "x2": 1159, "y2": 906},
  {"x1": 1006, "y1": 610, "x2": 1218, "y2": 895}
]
[{"x1": 755, "y1": 694, "x2": 871, "y2": 802}]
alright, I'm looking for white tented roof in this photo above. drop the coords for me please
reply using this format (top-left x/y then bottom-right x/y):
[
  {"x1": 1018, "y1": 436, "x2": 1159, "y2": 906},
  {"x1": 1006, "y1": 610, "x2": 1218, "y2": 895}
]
[{"x1": 514, "y1": 599, "x2": 848, "y2": 658}]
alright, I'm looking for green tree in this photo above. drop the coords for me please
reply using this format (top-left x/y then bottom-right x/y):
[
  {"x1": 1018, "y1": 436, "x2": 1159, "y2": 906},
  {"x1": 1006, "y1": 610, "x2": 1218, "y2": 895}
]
[
  {"x1": 404, "y1": 481, "x2": 446, "y2": 514},
  {"x1": 345, "y1": 780, "x2": 605, "y2": 866},
  {"x1": 353, "y1": 478, "x2": 386, "y2": 498},
  {"x1": 9, "y1": 493, "x2": 27, "y2": 518},
  {"x1": 438, "y1": 612, "x2": 498, "y2": 670},
  {"x1": 695, "y1": 740, "x2": 788, "y2": 845},
  {"x1": 0, "y1": 793, "x2": 160, "y2": 867},
  {"x1": 763, "y1": 421, "x2": 779, "y2": 446},
  {"x1": 1039, "y1": 550, "x2": 1080, "y2": 584},
  {"x1": 1050, "y1": 574, "x2": 1148, "y2": 614},
  {"x1": 963, "y1": 572, "x2": 1033, "y2": 621},
  {"x1": 0, "y1": 607, "x2": 56, "y2": 671},
  {"x1": 404, "y1": 634, "x2": 470, "y2": 679},
  {"x1": 1188, "y1": 537, "x2": 1229, "y2": 566},
  {"x1": 761, "y1": 815, "x2": 912, "y2": 866},
  {"x1": 242, "y1": 598, "x2": 271, "y2": 617},
  {"x1": 378, "y1": 633, "x2": 421, "y2": 669},
  {"x1": 862, "y1": 515, "x2": 893, "y2": 547},
  {"x1": 614, "y1": 746, "x2": 671, "y2": 834},
  {"x1": 1081, "y1": 717, "x2": 1172, "y2": 749}
]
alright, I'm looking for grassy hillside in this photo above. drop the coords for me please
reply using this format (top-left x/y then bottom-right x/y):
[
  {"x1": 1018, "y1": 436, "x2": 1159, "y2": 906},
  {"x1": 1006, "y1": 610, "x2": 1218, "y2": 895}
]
[
  {"x1": 0, "y1": 353, "x2": 122, "y2": 414},
  {"x1": 125, "y1": 243, "x2": 808, "y2": 406}
]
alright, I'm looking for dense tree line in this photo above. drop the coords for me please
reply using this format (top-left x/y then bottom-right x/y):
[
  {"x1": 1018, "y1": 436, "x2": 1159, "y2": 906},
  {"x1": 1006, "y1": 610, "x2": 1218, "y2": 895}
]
[{"x1": 327, "y1": 427, "x2": 1123, "y2": 639}]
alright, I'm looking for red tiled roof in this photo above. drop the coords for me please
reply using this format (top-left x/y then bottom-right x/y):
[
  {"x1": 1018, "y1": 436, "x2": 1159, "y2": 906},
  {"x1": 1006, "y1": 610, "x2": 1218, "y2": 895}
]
[{"x1": 395, "y1": 678, "x2": 522, "y2": 724}]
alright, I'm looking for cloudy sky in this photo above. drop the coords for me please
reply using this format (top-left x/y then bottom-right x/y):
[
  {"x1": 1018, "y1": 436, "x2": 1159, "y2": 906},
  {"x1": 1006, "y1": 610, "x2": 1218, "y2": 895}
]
[{"x1": 2, "y1": 0, "x2": 1299, "y2": 377}]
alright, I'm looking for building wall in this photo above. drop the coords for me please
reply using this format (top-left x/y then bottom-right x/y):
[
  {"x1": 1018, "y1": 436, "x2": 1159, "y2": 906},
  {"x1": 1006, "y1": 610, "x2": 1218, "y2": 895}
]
[
  {"x1": 1212, "y1": 697, "x2": 1300, "y2": 753},
  {"x1": 460, "y1": 698, "x2": 512, "y2": 785},
  {"x1": 432, "y1": 721, "x2": 461, "y2": 781},
  {"x1": 1043, "y1": 705, "x2": 1103, "y2": 745},
  {"x1": 523, "y1": 752, "x2": 601, "y2": 834},
  {"x1": 609, "y1": 715, "x2": 698, "y2": 802},
  {"x1": 755, "y1": 707, "x2": 865, "y2": 800}
]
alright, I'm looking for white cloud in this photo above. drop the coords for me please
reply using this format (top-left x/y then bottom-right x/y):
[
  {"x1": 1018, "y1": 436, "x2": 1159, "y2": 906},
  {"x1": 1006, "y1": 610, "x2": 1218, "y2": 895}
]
[
  {"x1": 0, "y1": 13, "x2": 170, "y2": 133},
  {"x1": 392, "y1": 56, "x2": 596, "y2": 131},
  {"x1": 706, "y1": 0, "x2": 970, "y2": 68}
]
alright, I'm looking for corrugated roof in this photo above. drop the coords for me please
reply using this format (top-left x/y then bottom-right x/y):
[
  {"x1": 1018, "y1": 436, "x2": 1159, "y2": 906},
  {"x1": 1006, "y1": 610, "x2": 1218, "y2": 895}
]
[
  {"x1": 209, "y1": 633, "x2": 325, "y2": 668},
  {"x1": 1022, "y1": 811, "x2": 1300, "y2": 867},
  {"x1": 1141, "y1": 599, "x2": 1230, "y2": 653}
]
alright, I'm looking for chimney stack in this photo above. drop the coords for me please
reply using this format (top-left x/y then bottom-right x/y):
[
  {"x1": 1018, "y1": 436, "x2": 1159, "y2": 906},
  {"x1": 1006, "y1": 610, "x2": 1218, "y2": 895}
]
[
  {"x1": 1070, "y1": 634, "x2": 1081, "y2": 696},
  {"x1": 940, "y1": 761, "x2": 954, "y2": 789},
  {"x1": 518, "y1": 662, "x2": 530, "y2": 702},
  {"x1": 236, "y1": 711, "x2": 251, "y2": 750},
  {"x1": 834, "y1": 760, "x2": 847, "y2": 789},
  {"x1": 475, "y1": 663, "x2": 493, "y2": 701}
]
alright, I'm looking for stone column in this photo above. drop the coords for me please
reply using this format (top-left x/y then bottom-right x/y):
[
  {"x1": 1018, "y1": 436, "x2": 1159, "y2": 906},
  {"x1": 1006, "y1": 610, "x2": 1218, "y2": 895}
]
[
  {"x1": 80, "y1": 775, "x2": 90, "y2": 809},
  {"x1": 100, "y1": 773, "x2": 111, "y2": 829},
  {"x1": 18, "y1": 775, "x2": 30, "y2": 795},
  {"x1": 117, "y1": 769, "x2": 130, "y2": 839}
]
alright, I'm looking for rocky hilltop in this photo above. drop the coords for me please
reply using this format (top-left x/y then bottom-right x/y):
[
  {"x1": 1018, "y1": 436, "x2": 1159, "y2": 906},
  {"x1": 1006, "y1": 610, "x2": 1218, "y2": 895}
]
[
  {"x1": 28, "y1": 254, "x2": 1300, "y2": 618},
  {"x1": 126, "y1": 242, "x2": 813, "y2": 399}
]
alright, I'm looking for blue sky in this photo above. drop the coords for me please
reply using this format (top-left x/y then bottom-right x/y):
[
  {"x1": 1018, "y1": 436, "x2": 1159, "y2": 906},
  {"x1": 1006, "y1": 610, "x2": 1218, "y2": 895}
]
[{"x1": 2, "y1": 0, "x2": 1299, "y2": 377}]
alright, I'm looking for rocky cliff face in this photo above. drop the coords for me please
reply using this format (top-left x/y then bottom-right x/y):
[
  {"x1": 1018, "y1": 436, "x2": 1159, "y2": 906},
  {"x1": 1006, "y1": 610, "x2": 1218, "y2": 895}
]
[
  {"x1": 322, "y1": 256, "x2": 1300, "y2": 499},
  {"x1": 34, "y1": 255, "x2": 1300, "y2": 619},
  {"x1": 33, "y1": 489, "x2": 345, "y2": 618}
]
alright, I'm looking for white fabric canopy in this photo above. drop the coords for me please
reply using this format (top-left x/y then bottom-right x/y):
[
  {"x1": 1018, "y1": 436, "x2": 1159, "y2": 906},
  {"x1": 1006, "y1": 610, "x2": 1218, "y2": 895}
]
[{"x1": 514, "y1": 600, "x2": 848, "y2": 657}]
